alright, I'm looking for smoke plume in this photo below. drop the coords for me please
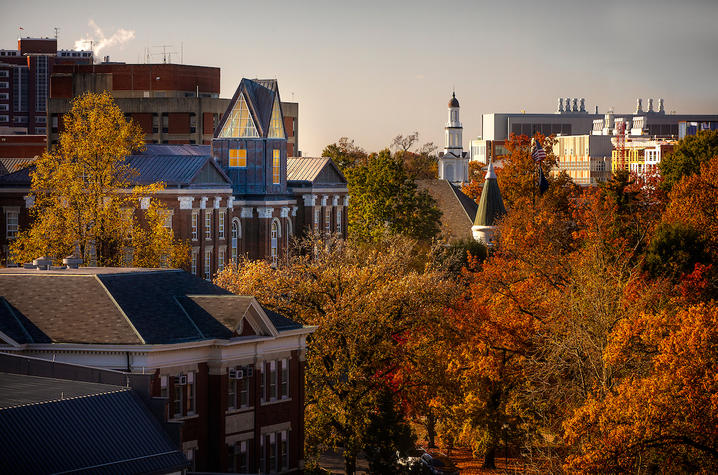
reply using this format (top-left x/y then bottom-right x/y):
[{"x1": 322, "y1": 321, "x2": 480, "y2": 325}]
[{"x1": 73, "y1": 20, "x2": 135, "y2": 58}]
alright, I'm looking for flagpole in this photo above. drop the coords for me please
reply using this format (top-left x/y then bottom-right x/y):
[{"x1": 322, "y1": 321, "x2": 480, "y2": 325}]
[{"x1": 531, "y1": 137, "x2": 536, "y2": 207}]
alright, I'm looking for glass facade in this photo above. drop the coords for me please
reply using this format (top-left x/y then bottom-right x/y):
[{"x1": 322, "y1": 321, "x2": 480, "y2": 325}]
[
  {"x1": 219, "y1": 93, "x2": 259, "y2": 138},
  {"x1": 268, "y1": 97, "x2": 285, "y2": 138}
]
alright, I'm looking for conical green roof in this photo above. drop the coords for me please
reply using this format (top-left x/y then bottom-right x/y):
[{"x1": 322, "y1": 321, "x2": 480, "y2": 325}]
[{"x1": 474, "y1": 161, "x2": 506, "y2": 226}]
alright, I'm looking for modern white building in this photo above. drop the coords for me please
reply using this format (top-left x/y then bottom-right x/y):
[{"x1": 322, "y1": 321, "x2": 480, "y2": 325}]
[{"x1": 438, "y1": 92, "x2": 468, "y2": 183}]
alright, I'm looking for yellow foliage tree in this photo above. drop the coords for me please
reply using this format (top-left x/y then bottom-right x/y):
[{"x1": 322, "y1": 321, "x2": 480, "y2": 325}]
[{"x1": 11, "y1": 91, "x2": 189, "y2": 268}]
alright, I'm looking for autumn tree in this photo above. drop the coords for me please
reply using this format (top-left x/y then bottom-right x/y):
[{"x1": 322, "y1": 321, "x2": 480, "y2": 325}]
[
  {"x1": 346, "y1": 150, "x2": 441, "y2": 242},
  {"x1": 659, "y1": 130, "x2": 718, "y2": 192},
  {"x1": 391, "y1": 132, "x2": 439, "y2": 179},
  {"x1": 461, "y1": 160, "x2": 486, "y2": 203},
  {"x1": 322, "y1": 137, "x2": 368, "y2": 171},
  {"x1": 10, "y1": 91, "x2": 189, "y2": 268},
  {"x1": 214, "y1": 236, "x2": 459, "y2": 474}
]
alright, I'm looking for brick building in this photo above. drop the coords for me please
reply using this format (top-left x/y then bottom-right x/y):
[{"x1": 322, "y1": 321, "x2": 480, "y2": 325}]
[
  {"x1": 0, "y1": 267, "x2": 314, "y2": 473},
  {"x1": 0, "y1": 79, "x2": 348, "y2": 274},
  {"x1": 0, "y1": 37, "x2": 92, "y2": 135},
  {"x1": 48, "y1": 62, "x2": 300, "y2": 155}
]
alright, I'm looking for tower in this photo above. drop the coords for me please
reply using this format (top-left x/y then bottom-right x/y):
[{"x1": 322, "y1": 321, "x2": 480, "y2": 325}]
[
  {"x1": 472, "y1": 160, "x2": 506, "y2": 245},
  {"x1": 438, "y1": 91, "x2": 469, "y2": 183}
]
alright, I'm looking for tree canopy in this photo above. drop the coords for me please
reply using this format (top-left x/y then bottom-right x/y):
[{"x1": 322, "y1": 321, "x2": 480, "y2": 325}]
[
  {"x1": 659, "y1": 130, "x2": 718, "y2": 192},
  {"x1": 346, "y1": 149, "x2": 441, "y2": 242},
  {"x1": 11, "y1": 91, "x2": 189, "y2": 268}
]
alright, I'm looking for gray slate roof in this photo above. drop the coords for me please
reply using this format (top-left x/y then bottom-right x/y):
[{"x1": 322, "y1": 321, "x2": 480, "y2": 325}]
[
  {"x1": 0, "y1": 376, "x2": 187, "y2": 474},
  {"x1": 416, "y1": 179, "x2": 477, "y2": 241},
  {"x1": 0, "y1": 268, "x2": 303, "y2": 345}
]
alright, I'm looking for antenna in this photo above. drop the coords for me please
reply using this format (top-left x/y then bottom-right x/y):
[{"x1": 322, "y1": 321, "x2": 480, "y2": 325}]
[{"x1": 54, "y1": 27, "x2": 59, "y2": 41}]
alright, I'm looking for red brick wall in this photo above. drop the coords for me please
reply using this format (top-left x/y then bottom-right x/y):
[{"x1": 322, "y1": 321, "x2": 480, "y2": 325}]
[
  {"x1": 168, "y1": 113, "x2": 190, "y2": 134},
  {"x1": 50, "y1": 74, "x2": 73, "y2": 98},
  {"x1": 130, "y1": 113, "x2": 153, "y2": 134},
  {"x1": 0, "y1": 135, "x2": 47, "y2": 158}
]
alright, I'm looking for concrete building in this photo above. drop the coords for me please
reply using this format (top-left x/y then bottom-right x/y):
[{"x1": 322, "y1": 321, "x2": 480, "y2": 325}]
[
  {"x1": 469, "y1": 138, "x2": 508, "y2": 164},
  {"x1": 0, "y1": 266, "x2": 314, "y2": 474},
  {"x1": 482, "y1": 97, "x2": 718, "y2": 141},
  {"x1": 48, "y1": 62, "x2": 300, "y2": 155},
  {"x1": 0, "y1": 37, "x2": 92, "y2": 135},
  {"x1": 438, "y1": 92, "x2": 468, "y2": 183},
  {"x1": 552, "y1": 134, "x2": 613, "y2": 185}
]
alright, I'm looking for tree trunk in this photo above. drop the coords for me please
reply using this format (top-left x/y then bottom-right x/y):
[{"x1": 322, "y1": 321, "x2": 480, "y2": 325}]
[
  {"x1": 344, "y1": 449, "x2": 357, "y2": 475},
  {"x1": 426, "y1": 413, "x2": 437, "y2": 448},
  {"x1": 483, "y1": 444, "x2": 497, "y2": 469}
]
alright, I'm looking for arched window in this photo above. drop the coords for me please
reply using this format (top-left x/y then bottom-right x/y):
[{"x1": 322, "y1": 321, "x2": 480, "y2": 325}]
[
  {"x1": 271, "y1": 218, "x2": 281, "y2": 266},
  {"x1": 231, "y1": 218, "x2": 241, "y2": 262},
  {"x1": 285, "y1": 218, "x2": 293, "y2": 248}
]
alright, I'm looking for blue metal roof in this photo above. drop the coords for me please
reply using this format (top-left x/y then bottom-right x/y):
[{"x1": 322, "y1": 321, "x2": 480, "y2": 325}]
[{"x1": 0, "y1": 384, "x2": 187, "y2": 474}]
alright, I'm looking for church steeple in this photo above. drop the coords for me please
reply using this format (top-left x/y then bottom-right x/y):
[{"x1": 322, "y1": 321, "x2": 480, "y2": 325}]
[{"x1": 438, "y1": 91, "x2": 468, "y2": 183}]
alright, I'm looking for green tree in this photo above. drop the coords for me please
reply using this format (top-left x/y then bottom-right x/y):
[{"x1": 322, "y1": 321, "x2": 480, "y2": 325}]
[
  {"x1": 322, "y1": 137, "x2": 368, "y2": 171},
  {"x1": 659, "y1": 130, "x2": 718, "y2": 192},
  {"x1": 11, "y1": 91, "x2": 189, "y2": 268},
  {"x1": 346, "y1": 149, "x2": 441, "y2": 242},
  {"x1": 643, "y1": 222, "x2": 709, "y2": 278},
  {"x1": 364, "y1": 388, "x2": 416, "y2": 475}
]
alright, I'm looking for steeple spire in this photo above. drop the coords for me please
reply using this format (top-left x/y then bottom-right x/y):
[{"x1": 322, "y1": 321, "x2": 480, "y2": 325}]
[{"x1": 472, "y1": 160, "x2": 505, "y2": 245}]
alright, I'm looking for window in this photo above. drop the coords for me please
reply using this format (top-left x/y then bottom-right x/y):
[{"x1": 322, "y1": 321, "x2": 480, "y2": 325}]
[
  {"x1": 228, "y1": 441, "x2": 248, "y2": 473},
  {"x1": 191, "y1": 251, "x2": 198, "y2": 275},
  {"x1": 218, "y1": 211, "x2": 225, "y2": 239},
  {"x1": 227, "y1": 370, "x2": 236, "y2": 410},
  {"x1": 0, "y1": 115, "x2": 8, "y2": 123},
  {"x1": 268, "y1": 96, "x2": 285, "y2": 138},
  {"x1": 0, "y1": 82, "x2": 8, "y2": 89},
  {"x1": 336, "y1": 208, "x2": 342, "y2": 234},
  {"x1": 191, "y1": 212, "x2": 198, "y2": 240},
  {"x1": 229, "y1": 148, "x2": 247, "y2": 167},
  {"x1": 269, "y1": 433, "x2": 277, "y2": 472},
  {"x1": 173, "y1": 378, "x2": 183, "y2": 417},
  {"x1": 259, "y1": 365, "x2": 265, "y2": 403},
  {"x1": 218, "y1": 248, "x2": 225, "y2": 271},
  {"x1": 0, "y1": 71, "x2": 7, "y2": 77},
  {"x1": 0, "y1": 104, "x2": 7, "y2": 111},
  {"x1": 163, "y1": 210, "x2": 172, "y2": 229},
  {"x1": 280, "y1": 359, "x2": 289, "y2": 399},
  {"x1": 0, "y1": 92, "x2": 8, "y2": 99},
  {"x1": 219, "y1": 93, "x2": 259, "y2": 138},
  {"x1": 185, "y1": 448, "x2": 196, "y2": 472},
  {"x1": 239, "y1": 375, "x2": 249, "y2": 408},
  {"x1": 204, "y1": 249, "x2": 212, "y2": 280},
  {"x1": 314, "y1": 208, "x2": 320, "y2": 229},
  {"x1": 272, "y1": 149, "x2": 280, "y2": 184},
  {"x1": 231, "y1": 219, "x2": 239, "y2": 261},
  {"x1": 271, "y1": 220, "x2": 279, "y2": 266},
  {"x1": 160, "y1": 375, "x2": 168, "y2": 398},
  {"x1": 280, "y1": 430, "x2": 289, "y2": 470},
  {"x1": 205, "y1": 212, "x2": 212, "y2": 240},
  {"x1": 6, "y1": 211, "x2": 18, "y2": 239},
  {"x1": 325, "y1": 207, "x2": 331, "y2": 233},
  {"x1": 187, "y1": 372, "x2": 196, "y2": 414},
  {"x1": 269, "y1": 360, "x2": 277, "y2": 401},
  {"x1": 35, "y1": 56, "x2": 47, "y2": 112}
]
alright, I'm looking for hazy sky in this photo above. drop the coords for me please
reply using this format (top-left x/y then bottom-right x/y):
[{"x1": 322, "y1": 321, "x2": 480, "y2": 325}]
[{"x1": 3, "y1": 0, "x2": 717, "y2": 155}]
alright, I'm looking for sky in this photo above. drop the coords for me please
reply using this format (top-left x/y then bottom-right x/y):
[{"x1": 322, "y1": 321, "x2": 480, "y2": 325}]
[{"x1": 3, "y1": 0, "x2": 718, "y2": 156}]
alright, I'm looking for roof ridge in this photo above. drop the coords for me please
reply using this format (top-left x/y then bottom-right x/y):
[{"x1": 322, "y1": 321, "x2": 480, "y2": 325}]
[
  {"x1": 93, "y1": 275, "x2": 146, "y2": 344},
  {"x1": 0, "y1": 387, "x2": 129, "y2": 411}
]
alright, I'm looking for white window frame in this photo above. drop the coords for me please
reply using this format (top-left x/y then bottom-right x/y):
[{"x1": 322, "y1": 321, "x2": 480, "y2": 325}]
[
  {"x1": 204, "y1": 211, "x2": 212, "y2": 240},
  {"x1": 218, "y1": 210, "x2": 225, "y2": 239},
  {"x1": 191, "y1": 212, "x2": 198, "y2": 240},
  {"x1": 5, "y1": 209, "x2": 18, "y2": 239},
  {"x1": 204, "y1": 249, "x2": 212, "y2": 280}
]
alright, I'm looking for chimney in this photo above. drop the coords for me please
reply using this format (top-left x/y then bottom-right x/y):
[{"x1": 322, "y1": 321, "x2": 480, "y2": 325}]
[
  {"x1": 63, "y1": 254, "x2": 83, "y2": 269},
  {"x1": 565, "y1": 97, "x2": 571, "y2": 113},
  {"x1": 648, "y1": 98, "x2": 654, "y2": 113},
  {"x1": 572, "y1": 98, "x2": 578, "y2": 112},
  {"x1": 103, "y1": 55, "x2": 110, "y2": 63},
  {"x1": 32, "y1": 256, "x2": 52, "y2": 270},
  {"x1": 580, "y1": 98, "x2": 586, "y2": 112},
  {"x1": 658, "y1": 98, "x2": 665, "y2": 114},
  {"x1": 636, "y1": 98, "x2": 643, "y2": 114},
  {"x1": 557, "y1": 98, "x2": 564, "y2": 113}
]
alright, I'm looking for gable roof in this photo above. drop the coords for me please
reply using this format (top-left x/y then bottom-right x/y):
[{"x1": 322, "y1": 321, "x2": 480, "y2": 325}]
[
  {"x1": 0, "y1": 164, "x2": 32, "y2": 186},
  {"x1": 215, "y1": 78, "x2": 283, "y2": 139},
  {"x1": 416, "y1": 179, "x2": 477, "y2": 242},
  {"x1": 0, "y1": 377, "x2": 187, "y2": 474},
  {"x1": 287, "y1": 157, "x2": 347, "y2": 186},
  {"x1": 0, "y1": 268, "x2": 306, "y2": 346}
]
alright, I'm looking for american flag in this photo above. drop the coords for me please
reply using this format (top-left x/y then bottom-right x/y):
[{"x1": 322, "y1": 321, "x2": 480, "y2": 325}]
[{"x1": 532, "y1": 140, "x2": 546, "y2": 162}]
